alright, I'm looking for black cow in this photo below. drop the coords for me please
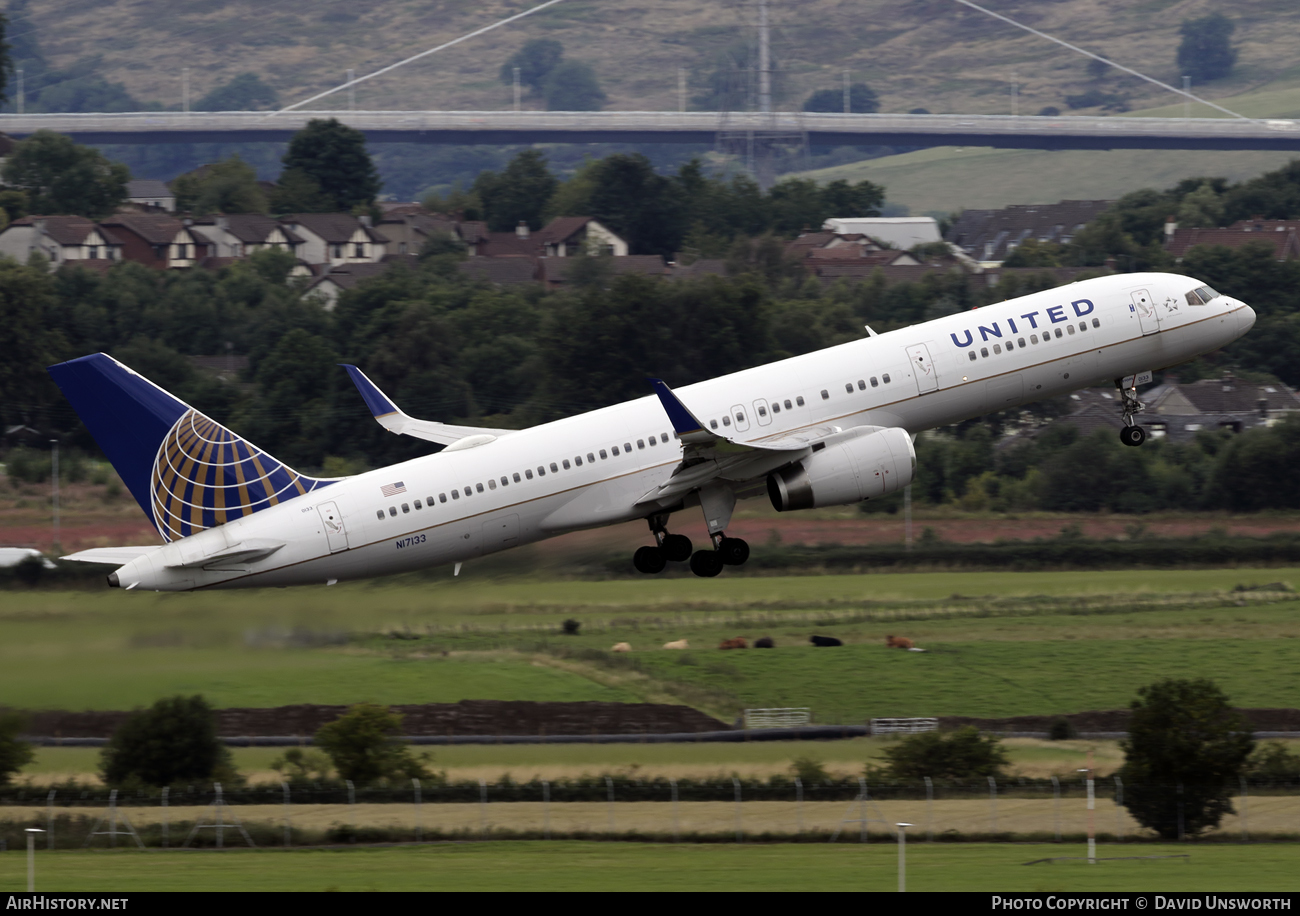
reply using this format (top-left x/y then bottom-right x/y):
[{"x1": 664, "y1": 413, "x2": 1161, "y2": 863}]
[
  {"x1": 809, "y1": 635, "x2": 843, "y2": 647},
  {"x1": 754, "y1": 636, "x2": 775, "y2": 648}
]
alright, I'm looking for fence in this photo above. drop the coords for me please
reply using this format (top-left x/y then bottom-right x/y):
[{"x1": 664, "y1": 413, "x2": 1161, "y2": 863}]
[
  {"x1": 870, "y1": 718, "x2": 939, "y2": 735},
  {"x1": 743, "y1": 708, "x2": 812, "y2": 729},
  {"x1": 3, "y1": 780, "x2": 1297, "y2": 848}
]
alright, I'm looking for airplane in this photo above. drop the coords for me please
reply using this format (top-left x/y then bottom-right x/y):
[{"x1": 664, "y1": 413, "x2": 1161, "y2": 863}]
[{"x1": 49, "y1": 272, "x2": 1255, "y2": 591}]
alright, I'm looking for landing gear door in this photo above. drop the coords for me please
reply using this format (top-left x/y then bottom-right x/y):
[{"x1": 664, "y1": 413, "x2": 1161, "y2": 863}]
[
  {"x1": 1131, "y1": 289, "x2": 1161, "y2": 336},
  {"x1": 906, "y1": 343, "x2": 938, "y2": 394},
  {"x1": 317, "y1": 501, "x2": 349, "y2": 553}
]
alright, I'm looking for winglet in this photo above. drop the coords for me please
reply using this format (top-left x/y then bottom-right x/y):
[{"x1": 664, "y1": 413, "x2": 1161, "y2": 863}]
[
  {"x1": 340, "y1": 364, "x2": 400, "y2": 418},
  {"x1": 647, "y1": 378, "x2": 711, "y2": 441}
]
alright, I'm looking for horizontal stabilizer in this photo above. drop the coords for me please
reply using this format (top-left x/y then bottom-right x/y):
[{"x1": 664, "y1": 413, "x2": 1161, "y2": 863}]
[
  {"x1": 340, "y1": 364, "x2": 516, "y2": 447},
  {"x1": 61, "y1": 546, "x2": 161, "y2": 565}
]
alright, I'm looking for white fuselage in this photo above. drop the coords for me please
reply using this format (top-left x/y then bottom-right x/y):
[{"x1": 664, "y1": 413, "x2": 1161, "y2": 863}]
[{"x1": 116, "y1": 272, "x2": 1255, "y2": 591}]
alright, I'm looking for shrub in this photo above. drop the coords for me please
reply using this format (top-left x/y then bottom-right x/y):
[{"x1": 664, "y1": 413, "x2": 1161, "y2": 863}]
[
  {"x1": 1247, "y1": 742, "x2": 1300, "y2": 783},
  {"x1": 1118, "y1": 678, "x2": 1255, "y2": 839},
  {"x1": 314, "y1": 704, "x2": 431, "y2": 785},
  {"x1": 99, "y1": 695, "x2": 237, "y2": 788},
  {"x1": 789, "y1": 756, "x2": 831, "y2": 784},
  {"x1": 270, "y1": 747, "x2": 333, "y2": 782},
  {"x1": 1048, "y1": 716, "x2": 1077, "y2": 741},
  {"x1": 561, "y1": 618, "x2": 581, "y2": 635},
  {"x1": 0, "y1": 711, "x2": 34, "y2": 787},
  {"x1": 882, "y1": 727, "x2": 1009, "y2": 781}
]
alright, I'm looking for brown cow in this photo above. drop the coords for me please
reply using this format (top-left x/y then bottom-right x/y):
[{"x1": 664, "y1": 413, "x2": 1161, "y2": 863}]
[
  {"x1": 718, "y1": 637, "x2": 748, "y2": 650},
  {"x1": 885, "y1": 635, "x2": 915, "y2": 649}
]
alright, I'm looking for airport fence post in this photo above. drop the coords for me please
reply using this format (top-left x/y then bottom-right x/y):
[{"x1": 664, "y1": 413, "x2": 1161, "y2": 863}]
[
  {"x1": 214, "y1": 782, "x2": 224, "y2": 849},
  {"x1": 161, "y1": 786, "x2": 169, "y2": 849},
  {"x1": 282, "y1": 782, "x2": 290, "y2": 847},
  {"x1": 794, "y1": 777, "x2": 803, "y2": 834},
  {"x1": 1240, "y1": 776, "x2": 1249, "y2": 842},
  {"x1": 605, "y1": 776, "x2": 615, "y2": 833},
  {"x1": 988, "y1": 776, "x2": 998, "y2": 834},
  {"x1": 479, "y1": 779, "x2": 487, "y2": 837},
  {"x1": 859, "y1": 777, "x2": 868, "y2": 843},
  {"x1": 46, "y1": 790, "x2": 55, "y2": 849},
  {"x1": 924, "y1": 777, "x2": 933, "y2": 841},
  {"x1": 1051, "y1": 776, "x2": 1061, "y2": 842},
  {"x1": 1177, "y1": 782, "x2": 1185, "y2": 842},
  {"x1": 26, "y1": 829, "x2": 43, "y2": 892},
  {"x1": 412, "y1": 778, "x2": 422, "y2": 842},
  {"x1": 542, "y1": 781, "x2": 550, "y2": 840},
  {"x1": 670, "y1": 778, "x2": 679, "y2": 842},
  {"x1": 1114, "y1": 776, "x2": 1123, "y2": 842},
  {"x1": 1080, "y1": 755, "x2": 1095, "y2": 864},
  {"x1": 733, "y1": 776, "x2": 742, "y2": 842},
  {"x1": 108, "y1": 788, "x2": 118, "y2": 848},
  {"x1": 896, "y1": 823, "x2": 912, "y2": 892},
  {"x1": 346, "y1": 779, "x2": 355, "y2": 831}
]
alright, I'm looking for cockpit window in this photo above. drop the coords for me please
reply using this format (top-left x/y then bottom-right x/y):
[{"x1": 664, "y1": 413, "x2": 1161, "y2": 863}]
[{"x1": 1187, "y1": 285, "x2": 1220, "y2": 305}]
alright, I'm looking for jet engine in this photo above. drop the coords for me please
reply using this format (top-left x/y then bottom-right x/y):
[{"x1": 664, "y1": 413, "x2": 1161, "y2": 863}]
[{"x1": 767, "y1": 426, "x2": 915, "y2": 511}]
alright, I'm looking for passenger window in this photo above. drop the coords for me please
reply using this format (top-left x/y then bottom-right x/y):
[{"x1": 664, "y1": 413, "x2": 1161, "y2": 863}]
[
  {"x1": 414, "y1": 499, "x2": 422, "y2": 508},
  {"x1": 784, "y1": 399, "x2": 792, "y2": 409},
  {"x1": 856, "y1": 380, "x2": 865, "y2": 390},
  {"x1": 439, "y1": 493, "x2": 447, "y2": 503},
  {"x1": 574, "y1": 456, "x2": 583, "y2": 466},
  {"x1": 376, "y1": 510, "x2": 384, "y2": 520},
  {"x1": 993, "y1": 344, "x2": 1002, "y2": 354},
  {"x1": 452, "y1": 491, "x2": 460, "y2": 500},
  {"x1": 1055, "y1": 328, "x2": 1063, "y2": 338},
  {"x1": 796, "y1": 396, "x2": 805, "y2": 406},
  {"x1": 489, "y1": 479, "x2": 497, "y2": 489},
  {"x1": 599, "y1": 449, "x2": 608, "y2": 459},
  {"x1": 525, "y1": 469, "x2": 533, "y2": 480},
  {"x1": 709, "y1": 420, "x2": 718, "y2": 429},
  {"x1": 537, "y1": 467, "x2": 545, "y2": 476},
  {"x1": 501, "y1": 476, "x2": 509, "y2": 486},
  {"x1": 1031, "y1": 334, "x2": 1038, "y2": 344},
  {"x1": 513, "y1": 473, "x2": 521, "y2": 483},
  {"x1": 871, "y1": 377, "x2": 879, "y2": 386},
  {"x1": 735, "y1": 411, "x2": 745, "y2": 422},
  {"x1": 1005, "y1": 341, "x2": 1014, "y2": 350},
  {"x1": 968, "y1": 352, "x2": 976, "y2": 361},
  {"x1": 771, "y1": 403, "x2": 780, "y2": 413},
  {"x1": 661, "y1": 434, "x2": 669, "y2": 443},
  {"x1": 1067, "y1": 326, "x2": 1076, "y2": 335},
  {"x1": 624, "y1": 443, "x2": 632, "y2": 452},
  {"x1": 821, "y1": 390, "x2": 829, "y2": 400},
  {"x1": 1092, "y1": 318, "x2": 1100, "y2": 328},
  {"x1": 562, "y1": 459, "x2": 570, "y2": 469},
  {"x1": 1018, "y1": 338, "x2": 1026, "y2": 347},
  {"x1": 722, "y1": 416, "x2": 731, "y2": 426},
  {"x1": 845, "y1": 383, "x2": 854, "y2": 394},
  {"x1": 388, "y1": 506, "x2": 397, "y2": 516},
  {"x1": 402, "y1": 503, "x2": 410, "y2": 513},
  {"x1": 637, "y1": 439, "x2": 645, "y2": 448},
  {"x1": 882, "y1": 374, "x2": 890, "y2": 383},
  {"x1": 758, "y1": 406, "x2": 767, "y2": 417},
  {"x1": 588, "y1": 452, "x2": 596, "y2": 462},
  {"x1": 550, "y1": 462, "x2": 558, "y2": 472},
  {"x1": 981, "y1": 347, "x2": 989, "y2": 357}
]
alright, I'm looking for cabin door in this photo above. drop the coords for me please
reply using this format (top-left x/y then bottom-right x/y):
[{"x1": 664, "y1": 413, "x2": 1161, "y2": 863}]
[
  {"x1": 1131, "y1": 289, "x2": 1161, "y2": 336},
  {"x1": 906, "y1": 343, "x2": 939, "y2": 394},
  {"x1": 316, "y1": 501, "x2": 349, "y2": 553}
]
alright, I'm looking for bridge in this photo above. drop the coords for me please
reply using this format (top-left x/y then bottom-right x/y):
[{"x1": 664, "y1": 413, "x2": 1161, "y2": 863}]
[{"x1": 4, "y1": 110, "x2": 1300, "y2": 152}]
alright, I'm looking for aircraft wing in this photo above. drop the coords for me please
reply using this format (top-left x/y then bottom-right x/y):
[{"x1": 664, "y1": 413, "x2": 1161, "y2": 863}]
[
  {"x1": 640, "y1": 378, "x2": 861, "y2": 504},
  {"x1": 340, "y1": 364, "x2": 517, "y2": 447}
]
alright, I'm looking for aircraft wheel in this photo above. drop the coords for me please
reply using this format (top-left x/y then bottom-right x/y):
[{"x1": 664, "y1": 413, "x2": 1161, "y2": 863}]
[
  {"x1": 662, "y1": 533, "x2": 693, "y2": 562},
  {"x1": 718, "y1": 537, "x2": 750, "y2": 566},
  {"x1": 1119, "y1": 425, "x2": 1147, "y2": 448},
  {"x1": 633, "y1": 545, "x2": 667, "y2": 574},
  {"x1": 689, "y1": 550, "x2": 724, "y2": 578}
]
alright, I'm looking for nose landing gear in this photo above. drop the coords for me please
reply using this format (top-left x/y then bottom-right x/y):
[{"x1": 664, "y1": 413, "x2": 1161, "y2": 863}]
[{"x1": 1116, "y1": 377, "x2": 1148, "y2": 448}]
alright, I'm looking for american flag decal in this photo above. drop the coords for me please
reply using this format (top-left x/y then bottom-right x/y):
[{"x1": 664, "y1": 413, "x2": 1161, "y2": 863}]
[{"x1": 380, "y1": 481, "x2": 407, "y2": 497}]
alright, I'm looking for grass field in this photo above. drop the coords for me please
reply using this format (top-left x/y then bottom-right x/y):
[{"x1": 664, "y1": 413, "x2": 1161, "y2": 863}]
[
  {"x1": 2, "y1": 842, "x2": 1297, "y2": 892},
  {"x1": 2, "y1": 569, "x2": 1298, "y2": 722}
]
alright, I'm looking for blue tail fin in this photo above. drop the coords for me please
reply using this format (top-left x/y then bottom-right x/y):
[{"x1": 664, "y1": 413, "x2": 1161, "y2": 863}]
[{"x1": 48, "y1": 353, "x2": 331, "y2": 542}]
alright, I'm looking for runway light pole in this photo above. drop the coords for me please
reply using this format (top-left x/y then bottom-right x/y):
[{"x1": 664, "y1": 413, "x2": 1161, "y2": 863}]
[
  {"x1": 26, "y1": 828, "x2": 45, "y2": 891},
  {"x1": 896, "y1": 822, "x2": 913, "y2": 892}
]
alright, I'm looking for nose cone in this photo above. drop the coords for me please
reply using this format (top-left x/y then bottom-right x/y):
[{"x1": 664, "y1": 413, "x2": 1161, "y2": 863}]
[{"x1": 1238, "y1": 304, "x2": 1257, "y2": 334}]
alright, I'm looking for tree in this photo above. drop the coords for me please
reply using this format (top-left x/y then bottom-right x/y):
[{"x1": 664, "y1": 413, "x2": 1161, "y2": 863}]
[
  {"x1": 280, "y1": 118, "x2": 381, "y2": 212},
  {"x1": 170, "y1": 156, "x2": 268, "y2": 215},
  {"x1": 99, "y1": 695, "x2": 237, "y2": 788},
  {"x1": 1118, "y1": 678, "x2": 1255, "y2": 839},
  {"x1": 195, "y1": 72, "x2": 279, "y2": 111},
  {"x1": 0, "y1": 711, "x2": 34, "y2": 788},
  {"x1": 578, "y1": 153, "x2": 684, "y2": 257},
  {"x1": 473, "y1": 149, "x2": 559, "y2": 232},
  {"x1": 2, "y1": 130, "x2": 129, "y2": 219},
  {"x1": 0, "y1": 13, "x2": 11, "y2": 107},
  {"x1": 881, "y1": 726, "x2": 1009, "y2": 781},
  {"x1": 499, "y1": 38, "x2": 564, "y2": 94},
  {"x1": 268, "y1": 167, "x2": 332, "y2": 214},
  {"x1": 543, "y1": 60, "x2": 607, "y2": 111},
  {"x1": 314, "y1": 704, "x2": 430, "y2": 785},
  {"x1": 803, "y1": 83, "x2": 879, "y2": 114},
  {"x1": 1178, "y1": 14, "x2": 1238, "y2": 83}
]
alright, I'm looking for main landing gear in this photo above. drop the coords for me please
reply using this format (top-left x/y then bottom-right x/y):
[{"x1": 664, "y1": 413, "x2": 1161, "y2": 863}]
[
  {"x1": 633, "y1": 515, "x2": 749, "y2": 577},
  {"x1": 1116, "y1": 377, "x2": 1148, "y2": 448}
]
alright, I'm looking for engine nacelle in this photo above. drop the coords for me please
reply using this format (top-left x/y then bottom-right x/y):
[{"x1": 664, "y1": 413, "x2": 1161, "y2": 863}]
[{"x1": 767, "y1": 426, "x2": 915, "y2": 511}]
